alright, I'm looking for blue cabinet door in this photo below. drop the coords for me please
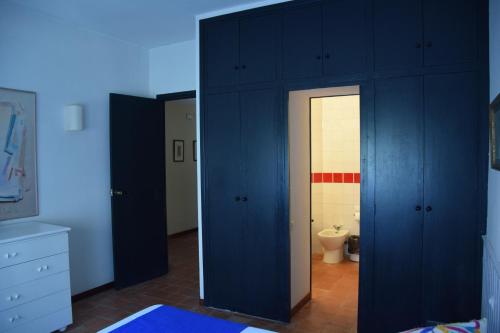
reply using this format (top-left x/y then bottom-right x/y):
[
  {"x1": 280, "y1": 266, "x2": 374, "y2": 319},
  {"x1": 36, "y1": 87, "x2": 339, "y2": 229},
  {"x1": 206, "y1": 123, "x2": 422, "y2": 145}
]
[
  {"x1": 323, "y1": 0, "x2": 369, "y2": 76},
  {"x1": 283, "y1": 2, "x2": 323, "y2": 79},
  {"x1": 372, "y1": 76, "x2": 424, "y2": 332},
  {"x1": 422, "y1": 72, "x2": 479, "y2": 323},
  {"x1": 239, "y1": 88, "x2": 288, "y2": 321},
  {"x1": 204, "y1": 19, "x2": 239, "y2": 88},
  {"x1": 373, "y1": 0, "x2": 422, "y2": 71},
  {"x1": 239, "y1": 12, "x2": 281, "y2": 85},
  {"x1": 203, "y1": 92, "x2": 245, "y2": 312},
  {"x1": 423, "y1": 0, "x2": 477, "y2": 67}
]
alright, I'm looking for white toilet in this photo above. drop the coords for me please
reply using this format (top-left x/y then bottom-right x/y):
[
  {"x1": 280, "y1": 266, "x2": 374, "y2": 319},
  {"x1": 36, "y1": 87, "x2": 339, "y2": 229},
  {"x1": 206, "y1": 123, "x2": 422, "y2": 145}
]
[{"x1": 318, "y1": 228, "x2": 349, "y2": 264}]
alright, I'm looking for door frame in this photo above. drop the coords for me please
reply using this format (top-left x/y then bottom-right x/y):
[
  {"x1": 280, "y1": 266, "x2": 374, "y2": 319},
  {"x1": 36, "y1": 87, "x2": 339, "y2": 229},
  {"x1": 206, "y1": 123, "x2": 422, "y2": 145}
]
[
  {"x1": 284, "y1": 79, "x2": 374, "y2": 330},
  {"x1": 157, "y1": 90, "x2": 196, "y2": 101},
  {"x1": 156, "y1": 89, "x2": 198, "y2": 239}
]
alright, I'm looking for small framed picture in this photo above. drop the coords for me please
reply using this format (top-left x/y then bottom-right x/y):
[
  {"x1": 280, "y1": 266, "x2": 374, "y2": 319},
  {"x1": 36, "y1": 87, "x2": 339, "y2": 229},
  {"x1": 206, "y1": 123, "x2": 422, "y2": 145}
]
[
  {"x1": 491, "y1": 93, "x2": 500, "y2": 171},
  {"x1": 193, "y1": 140, "x2": 197, "y2": 162},
  {"x1": 173, "y1": 140, "x2": 184, "y2": 162}
]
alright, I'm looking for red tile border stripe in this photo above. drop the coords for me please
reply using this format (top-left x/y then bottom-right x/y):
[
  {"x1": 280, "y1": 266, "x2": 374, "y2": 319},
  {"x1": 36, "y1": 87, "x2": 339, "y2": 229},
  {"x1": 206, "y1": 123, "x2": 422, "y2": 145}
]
[{"x1": 311, "y1": 172, "x2": 360, "y2": 184}]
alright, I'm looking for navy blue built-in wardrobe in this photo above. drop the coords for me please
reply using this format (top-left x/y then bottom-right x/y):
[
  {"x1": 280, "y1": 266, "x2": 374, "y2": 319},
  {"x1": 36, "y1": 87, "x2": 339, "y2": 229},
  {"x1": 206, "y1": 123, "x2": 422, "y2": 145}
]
[{"x1": 200, "y1": 0, "x2": 489, "y2": 332}]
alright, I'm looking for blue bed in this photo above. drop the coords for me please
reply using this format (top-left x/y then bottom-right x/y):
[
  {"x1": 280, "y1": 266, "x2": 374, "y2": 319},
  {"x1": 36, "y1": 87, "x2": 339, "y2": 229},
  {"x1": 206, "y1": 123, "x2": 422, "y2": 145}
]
[{"x1": 98, "y1": 305, "x2": 276, "y2": 333}]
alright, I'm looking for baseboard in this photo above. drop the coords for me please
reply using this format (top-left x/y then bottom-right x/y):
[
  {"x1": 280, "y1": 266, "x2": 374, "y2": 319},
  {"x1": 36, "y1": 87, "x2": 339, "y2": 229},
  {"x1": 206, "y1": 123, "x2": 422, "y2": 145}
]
[
  {"x1": 291, "y1": 292, "x2": 311, "y2": 316},
  {"x1": 71, "y1": 282, "x2": 114, "y2": 303},
  {"x1": 168, "y1": 228, "x2": 198, "y2": 239}
]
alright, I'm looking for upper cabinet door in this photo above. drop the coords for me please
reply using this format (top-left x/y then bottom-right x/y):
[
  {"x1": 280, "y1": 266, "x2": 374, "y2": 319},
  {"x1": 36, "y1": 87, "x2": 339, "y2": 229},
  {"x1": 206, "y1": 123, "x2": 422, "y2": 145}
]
[
  {"x1": 373, "y1": 0, "x2": 422, "y2": 71},
  {"x1": 204, "y1": 19, "x2": 239, "y2": 88},
  {"x1": 423, "y1": 0, "x2": 476, "y2": 67},
  {"x1": 283, "y1": 3, "x2": 323, "y2": 80},
  {"x1": 323, "y1": 0, "x2": 368, "y2": 76},
  {"x1": 239, "y1": 12, "x2": 281, "y2": 85}
]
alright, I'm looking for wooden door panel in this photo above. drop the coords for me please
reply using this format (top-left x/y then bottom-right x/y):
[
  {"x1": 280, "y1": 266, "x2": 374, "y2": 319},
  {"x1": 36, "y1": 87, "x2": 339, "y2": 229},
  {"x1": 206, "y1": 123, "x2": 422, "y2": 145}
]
[
  {"x1": 109, "y1": 94, "x2": 167, "y2": 289},
  {"x1": 203, "y1": 19, "x2": 239, "y2": 88},
  {"x1": 283, "y1": 3, "x2": 323, "y2": 79},
  {"x1": 323, "y1": 0, "x2": 368, "y2": 76},
  {"x1": 422, "y1": 72, "x2": 479, "y2": 323},
  {"x1": 373, "y1": 77, "x2": 424, "y2": 332},
  {"x1": 239, "y1": 12, "x2": 281, "y2": 84},
  {"x1": 373, "y1": 0, "x2": 422, "y2": 71},
  {"x1": 423, "y1": 0, "x2": 476, "y2": 66},
  {"x1": 240, "y1": 88, "x2": 287, "y2": 321},
  {"x1": 203, "y1": 92, "x2": 244, "y2": 311}
]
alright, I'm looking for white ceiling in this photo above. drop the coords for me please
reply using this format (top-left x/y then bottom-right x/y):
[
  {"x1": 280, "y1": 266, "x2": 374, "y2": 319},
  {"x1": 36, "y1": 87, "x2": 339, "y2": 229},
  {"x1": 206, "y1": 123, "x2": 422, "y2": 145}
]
[{"x1": 9, "y1": 0, "x2": 269, "y2": 48}]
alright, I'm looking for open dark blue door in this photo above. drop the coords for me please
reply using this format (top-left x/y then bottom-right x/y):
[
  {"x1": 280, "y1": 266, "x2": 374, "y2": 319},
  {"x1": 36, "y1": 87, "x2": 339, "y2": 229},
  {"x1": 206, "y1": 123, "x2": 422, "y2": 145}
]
[{"x1": 109, "y1": 93, "x2": 167, "y2": 289}]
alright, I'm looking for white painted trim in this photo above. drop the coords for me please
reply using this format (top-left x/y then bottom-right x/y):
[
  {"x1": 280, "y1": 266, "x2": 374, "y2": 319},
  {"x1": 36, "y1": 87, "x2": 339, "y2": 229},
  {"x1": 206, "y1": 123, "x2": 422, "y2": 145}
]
[{"x1": 195, "y1": 0, "x2": 291, "y2": 301}]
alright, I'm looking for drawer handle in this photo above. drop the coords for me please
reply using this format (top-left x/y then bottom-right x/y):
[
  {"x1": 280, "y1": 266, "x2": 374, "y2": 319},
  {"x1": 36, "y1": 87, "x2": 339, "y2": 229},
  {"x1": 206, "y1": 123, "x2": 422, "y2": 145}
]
[
  {"x1": 8, "y1": 315, "x2": 21, "y2": 323},
  {"x1": 6, "y1": 294, "x2": 20, "y2": 301},
  {"x1": 3, "y1": 252, "x2": 18, "y2": 259},
  {"x1": 36, "y1": 265, "x2": 49, "y2": 272}
]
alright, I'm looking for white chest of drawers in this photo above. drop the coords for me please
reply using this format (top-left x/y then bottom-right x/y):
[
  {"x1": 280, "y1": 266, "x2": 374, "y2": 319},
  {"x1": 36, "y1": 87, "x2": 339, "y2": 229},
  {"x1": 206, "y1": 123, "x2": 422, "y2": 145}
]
[{"x1": 0, "y1": 222, "x2": 72, "y2": 333}]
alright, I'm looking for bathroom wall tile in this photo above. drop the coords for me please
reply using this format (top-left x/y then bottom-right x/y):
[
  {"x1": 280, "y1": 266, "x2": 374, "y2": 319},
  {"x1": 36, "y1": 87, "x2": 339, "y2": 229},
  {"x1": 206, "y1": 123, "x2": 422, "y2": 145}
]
[
  {"x1": 333, "y1": 173, "x2": 343, "y2": 183},
  {"x1": 344, "y1": 173, "x2": 354, "y2": 183},
  {"x1": 354, "y1": 173, "x2": 360, "y2": 183},
  {"x1": 313, "y1": 173, "x2": 322, "y2": 183},
  {"x1": 322, "y1": 172, "x2": 333, "y2": 183}
]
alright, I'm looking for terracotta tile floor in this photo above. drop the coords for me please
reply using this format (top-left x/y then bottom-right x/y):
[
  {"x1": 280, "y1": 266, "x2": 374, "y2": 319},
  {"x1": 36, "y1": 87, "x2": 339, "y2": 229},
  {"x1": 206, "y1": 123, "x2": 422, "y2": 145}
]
[{"x1": 66, "y1": 232, "x2": 358, "y2": 333}]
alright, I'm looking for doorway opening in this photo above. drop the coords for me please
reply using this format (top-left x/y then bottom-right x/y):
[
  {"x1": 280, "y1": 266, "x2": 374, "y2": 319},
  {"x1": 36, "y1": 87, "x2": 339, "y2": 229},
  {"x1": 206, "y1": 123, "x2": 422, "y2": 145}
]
[
  {"x1": 289, "y1": 86, "x2": 360, "y2": 332},
  {"x1": 159, "y1": 91, "x2": 200, "y2": 289}
]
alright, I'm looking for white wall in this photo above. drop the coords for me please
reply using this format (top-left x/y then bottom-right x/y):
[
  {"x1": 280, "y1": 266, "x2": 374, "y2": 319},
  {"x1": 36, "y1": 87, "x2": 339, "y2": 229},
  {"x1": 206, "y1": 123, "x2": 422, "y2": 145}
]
[
  {"x1": 488, "y1": 0, "x2": 500, "y2": 259},
  {"x1": 0, "y1": 1, "x2": 149, "y2": 294},
  {"x1": 165, "y1": 99, "x2": 198, "y2": 235},
  {"x1": 149, "y1": 40, "x2": 196, "y2": 96}
]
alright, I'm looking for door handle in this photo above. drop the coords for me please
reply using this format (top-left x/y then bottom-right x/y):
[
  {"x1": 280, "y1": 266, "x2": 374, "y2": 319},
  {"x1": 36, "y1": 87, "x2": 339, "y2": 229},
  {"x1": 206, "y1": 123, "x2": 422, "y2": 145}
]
[
  {"x1": 426, "y1": 206, "x2": 432, "y2": 212},
  {"x1": 235, "y1": 196, "x2": 241, "y2": 202},
  {"x1": 415, "y1": 205, "x2": 422, "y2": 211},
  {"x1": 242, "y1": 197, "x2": 248, "y2": 202},
  {"x1": 111, "y1": 189, "x2": 124, "y2": 197}
]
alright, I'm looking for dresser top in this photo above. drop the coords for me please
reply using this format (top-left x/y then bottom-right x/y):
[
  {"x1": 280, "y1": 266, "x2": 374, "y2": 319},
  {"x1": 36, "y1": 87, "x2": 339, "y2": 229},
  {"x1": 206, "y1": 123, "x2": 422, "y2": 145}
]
[{"x1": 0, "y1": 221, "x2": 70, "y2": 244}]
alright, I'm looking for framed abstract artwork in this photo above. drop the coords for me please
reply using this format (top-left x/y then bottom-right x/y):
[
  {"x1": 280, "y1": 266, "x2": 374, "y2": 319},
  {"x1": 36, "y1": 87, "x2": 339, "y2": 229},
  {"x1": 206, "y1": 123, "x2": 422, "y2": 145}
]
[
  {"x1": 173, "y1": 140, "x2": 184, "y2": 162},
  {"x1": 491, "y1": 93, "x2": 500, "y2": 171},
  {"x1": 0, "y1": 87, "x2": 38, "y2": 220}
]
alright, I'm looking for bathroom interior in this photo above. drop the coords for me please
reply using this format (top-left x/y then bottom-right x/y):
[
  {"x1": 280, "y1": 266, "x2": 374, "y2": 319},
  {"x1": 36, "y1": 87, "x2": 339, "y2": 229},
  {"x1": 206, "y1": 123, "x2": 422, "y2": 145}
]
[{"x1": 311, "y1": 93, "x2": 360, "y2": 330}]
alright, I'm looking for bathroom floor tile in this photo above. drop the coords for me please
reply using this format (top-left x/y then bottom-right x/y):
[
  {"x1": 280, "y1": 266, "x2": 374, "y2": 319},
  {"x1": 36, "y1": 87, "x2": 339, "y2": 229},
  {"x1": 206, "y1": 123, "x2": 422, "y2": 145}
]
[{"x1": 67, "y1": 234, "x2": 359, "y2": 333}]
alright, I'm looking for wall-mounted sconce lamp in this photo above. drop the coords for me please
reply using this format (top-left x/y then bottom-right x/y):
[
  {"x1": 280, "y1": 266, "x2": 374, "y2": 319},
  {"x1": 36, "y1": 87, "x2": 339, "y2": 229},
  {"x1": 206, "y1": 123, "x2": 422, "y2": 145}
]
[{"x1": 64, "y1": 104, "x2": 84, "y2": 131}]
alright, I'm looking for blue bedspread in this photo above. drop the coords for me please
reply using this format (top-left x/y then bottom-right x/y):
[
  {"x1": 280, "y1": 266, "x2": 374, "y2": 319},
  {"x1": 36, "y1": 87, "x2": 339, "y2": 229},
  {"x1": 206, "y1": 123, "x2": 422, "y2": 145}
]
[{"x1": 110, "y1": 305, "x2": 248, "y2": 333}]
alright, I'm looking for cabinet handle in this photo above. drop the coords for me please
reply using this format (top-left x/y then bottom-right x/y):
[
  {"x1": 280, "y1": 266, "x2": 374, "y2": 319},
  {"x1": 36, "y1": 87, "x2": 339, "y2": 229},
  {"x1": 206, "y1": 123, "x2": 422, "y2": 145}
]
[
  {"x1": 415, "y1": 205, "x2": 422, "y2": 211},
  {"x1": 235, "y1": 196, "x2": 241, "y2": 202},
  {"x1": 426, "y1": 206, "x2": 432, "y2": 212},
  {"x1": 6, "y1": 294, "x2": 20, "y2": 302},
  {"x1": 242, "y1": 197, "x2": 248, "y2": 202},
  {"x1": 4, "y1": 252, "x2": 18, "y2": 259}
]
